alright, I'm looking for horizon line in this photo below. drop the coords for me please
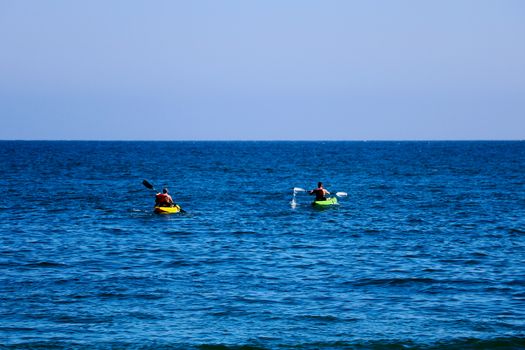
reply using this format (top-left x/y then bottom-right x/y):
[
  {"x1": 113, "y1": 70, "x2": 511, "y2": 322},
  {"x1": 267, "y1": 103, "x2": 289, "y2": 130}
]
[{"x1": 0, "y1": 139, "x2": 523, "y2": 142}]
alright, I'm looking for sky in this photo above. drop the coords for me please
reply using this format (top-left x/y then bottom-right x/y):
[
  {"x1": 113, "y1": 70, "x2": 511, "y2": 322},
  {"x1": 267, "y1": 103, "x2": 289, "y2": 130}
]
[{"x1": 0, "y1": 0, "x2": 524, "y2": 140}]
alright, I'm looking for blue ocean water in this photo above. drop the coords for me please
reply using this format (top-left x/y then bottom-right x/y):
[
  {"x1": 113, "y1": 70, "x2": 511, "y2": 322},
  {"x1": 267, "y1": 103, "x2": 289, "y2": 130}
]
[{"x1": 0, "y1": 141, "x2": 524, "y2": 350}]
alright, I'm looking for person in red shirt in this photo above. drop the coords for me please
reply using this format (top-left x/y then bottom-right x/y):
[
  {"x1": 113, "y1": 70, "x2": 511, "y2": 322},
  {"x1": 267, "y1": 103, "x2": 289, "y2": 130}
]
[
  {"x1": 155, "y1": 188, "x2": 175, "y2": 207},
  {"x1": 309, "y1": 182, "x2": 330, "y2": 201}
]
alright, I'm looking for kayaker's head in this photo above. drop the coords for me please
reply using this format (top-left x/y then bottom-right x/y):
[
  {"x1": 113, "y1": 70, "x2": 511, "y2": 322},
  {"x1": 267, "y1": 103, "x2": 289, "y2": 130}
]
[
  {"x1": 318, "y1": 182, "x2": 323, "y2": 188},
  {"x1": 162, "y1": 188, "x2": 168, "y2": 194}
]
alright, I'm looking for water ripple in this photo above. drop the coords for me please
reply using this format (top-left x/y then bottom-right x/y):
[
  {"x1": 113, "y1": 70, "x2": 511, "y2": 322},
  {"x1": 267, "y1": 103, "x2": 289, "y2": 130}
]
[{"x1": 1, "y1": 141, "x2": 524, "y2": 348}]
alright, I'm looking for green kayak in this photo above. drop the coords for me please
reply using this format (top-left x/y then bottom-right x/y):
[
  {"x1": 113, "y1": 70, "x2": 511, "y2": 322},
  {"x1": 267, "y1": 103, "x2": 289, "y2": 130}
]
[{"x1": 312, "y1": 197, "x2": 338, "y2": 207}]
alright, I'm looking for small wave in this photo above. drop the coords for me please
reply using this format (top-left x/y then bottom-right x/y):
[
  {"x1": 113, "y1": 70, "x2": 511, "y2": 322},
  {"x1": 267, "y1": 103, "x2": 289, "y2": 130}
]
[
  {"x1": 504, "y1": 279, "x2": 525, "y2": 287},
  {"x1": 351, "y1": 277, "x2": 437, "y2": 287},
  {"x1": 509, "y1": 227, "x2": 525, "y2": 234},
  {"x1": 163, "y1": 260, "x2": 194, "y2": 267},
  {"x1": 512, "y1": 291, "x2": 525, "y2": 300},
  {"x1": 104, "y1": 227, "x2": 125, "y2": 233},
  {"x1": 97, "y1": 292, "x2": 166, "y2": 300},
  {"x1": 97, "y1": 292, "x2": 128, "y2": 299},
  {"x1": 163, "y1": 230, "x2": 194, "y2": 235},
  {"x1": 406, "y1": 216, "x2": 425, "y2": 224},
  {"x1": 232, "y1": 231, "x2": 257, "y2": 235},
  {"x1": 471, "y1": 251, "x2": 488, "y2": 257},
  {"x1": 53, "y1": 314, "x2": 113, "y2": 324},
  {"x1": 45, "y1": 208, "x2": 68, "y2": 213},
  {"x1": 126, "y1": 311, "x2": 165, "y2": 321},
  {"x1": 363, "y1": 228, "x2": 381, "y2": 233},
  {"x1": 0, "y1": 327, "x2": 35, "y2": 332},
  {"x1": 297, "y1": 314, "x2": 343, "y2": 322},
  {"x1": 422, "y1": 267, "x2": 444, "y2": 273},
  {"x1": 24, "y1": 261, "x2": 67, "y2": 268},
  {"x1": 463, "y1": 259, "x2": 482, "y2": 265}
]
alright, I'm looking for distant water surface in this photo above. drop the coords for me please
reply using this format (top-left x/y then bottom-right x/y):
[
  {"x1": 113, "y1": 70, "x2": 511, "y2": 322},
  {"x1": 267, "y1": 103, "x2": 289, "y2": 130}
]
[{"x1": 0, "y1": 141, "x2": 524, "y2": 349}]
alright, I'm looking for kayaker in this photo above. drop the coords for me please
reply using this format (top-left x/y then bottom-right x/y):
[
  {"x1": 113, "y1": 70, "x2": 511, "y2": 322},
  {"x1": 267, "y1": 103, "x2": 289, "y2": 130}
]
[
  {"x1": 155, "y1": 188, "x2": 175, "y2": 207},
  {"x1": 309, "y1": 182, "x2": 330, "y2": 201}
]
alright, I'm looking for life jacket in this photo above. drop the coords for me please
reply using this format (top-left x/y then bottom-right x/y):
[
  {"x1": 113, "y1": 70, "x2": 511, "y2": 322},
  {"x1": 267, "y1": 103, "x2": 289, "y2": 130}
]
[
  {"x1": 313, "y1": 188, "x2": 326, "y2": 201},
  {"x1": 156, "y1": 193, "x2": 171, "y2": 206}
]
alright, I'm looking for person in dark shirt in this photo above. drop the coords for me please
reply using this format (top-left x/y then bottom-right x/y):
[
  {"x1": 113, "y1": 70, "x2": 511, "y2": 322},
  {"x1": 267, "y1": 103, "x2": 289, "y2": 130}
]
[{"x1": 309, "y1": 182, "x2": 330, "y2": 201}]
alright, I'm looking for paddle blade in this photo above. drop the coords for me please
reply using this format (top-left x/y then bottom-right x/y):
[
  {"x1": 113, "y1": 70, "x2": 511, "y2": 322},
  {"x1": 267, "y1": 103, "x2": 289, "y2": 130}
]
[
  {"x1": 142, "y1": 179, "x2": 154, "y2": 190},
  {"x1": 293, "y1": 187, "x2": 306, "y2": 193},
  {"x1": 335, "y1": 192, "x2": 348, "y2": 197}
]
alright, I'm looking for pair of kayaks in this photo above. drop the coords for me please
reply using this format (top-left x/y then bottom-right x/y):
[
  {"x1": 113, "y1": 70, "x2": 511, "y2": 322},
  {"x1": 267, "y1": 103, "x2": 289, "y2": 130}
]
[{"x1": 154, "y1": 198, "x2": 338, "y2": 214}]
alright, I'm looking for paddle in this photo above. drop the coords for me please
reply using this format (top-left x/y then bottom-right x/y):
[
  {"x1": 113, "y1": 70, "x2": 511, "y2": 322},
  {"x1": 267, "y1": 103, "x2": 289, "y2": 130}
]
[
  {"x1": 142, "y1": 179, "x2": 156, "y2": 191},
  {"x1": 293, "y1": 187, "x2": 348, "y2": 197},
  {"x1": 142, "y1": 179, "x2": 186, "y2": 213}
]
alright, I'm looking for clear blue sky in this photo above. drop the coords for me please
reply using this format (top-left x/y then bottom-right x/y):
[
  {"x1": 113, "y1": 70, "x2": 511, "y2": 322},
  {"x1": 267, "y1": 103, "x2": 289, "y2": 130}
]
[{"x1": 1, "y1": 0, "x2": 524, "y2": 140}]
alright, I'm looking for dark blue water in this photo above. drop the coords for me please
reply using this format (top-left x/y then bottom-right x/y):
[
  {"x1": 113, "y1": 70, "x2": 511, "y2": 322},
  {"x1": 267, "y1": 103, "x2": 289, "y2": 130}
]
[{"x1": 1, "y1": 141, "x2": 524, "y2": 349}]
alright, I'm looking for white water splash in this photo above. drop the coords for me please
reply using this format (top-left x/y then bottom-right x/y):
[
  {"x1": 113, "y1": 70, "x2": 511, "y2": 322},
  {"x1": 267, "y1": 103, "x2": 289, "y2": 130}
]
[{"x1": 291, "y1": 187, "x2": 306, "y2": 208}]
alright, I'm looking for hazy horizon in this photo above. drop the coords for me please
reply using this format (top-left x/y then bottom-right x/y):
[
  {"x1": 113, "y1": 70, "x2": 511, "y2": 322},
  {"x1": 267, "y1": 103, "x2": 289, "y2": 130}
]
[
  {"x1": 1, "y1": 139, "x2": 523, "y2": 142},
  {"x1": 1, "y1": 1, "x2": 524, "y2": 140}
]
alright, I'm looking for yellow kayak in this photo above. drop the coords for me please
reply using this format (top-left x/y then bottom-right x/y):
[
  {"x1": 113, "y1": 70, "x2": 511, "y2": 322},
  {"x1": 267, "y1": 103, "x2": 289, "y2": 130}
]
[{"x1": 154, "y1": 205, "x2": 182, "y2": 214}]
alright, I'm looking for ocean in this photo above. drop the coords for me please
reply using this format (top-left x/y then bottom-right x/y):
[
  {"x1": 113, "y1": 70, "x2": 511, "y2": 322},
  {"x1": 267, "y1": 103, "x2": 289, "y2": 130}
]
[{"x1": 0, "y1": 141, "x2": 524, "y2": 349}]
